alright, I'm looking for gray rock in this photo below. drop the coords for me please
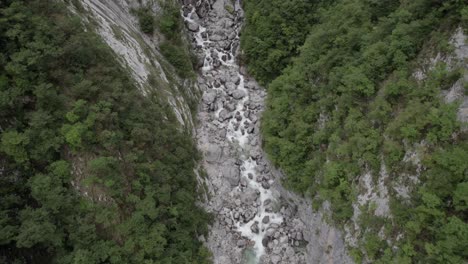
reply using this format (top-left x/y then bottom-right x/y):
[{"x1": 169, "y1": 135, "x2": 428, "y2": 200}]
[
  {"x1": 262, "y1": 215, "x2": 270, "y2": 224},
  {"x1": 205, "y1": 145, "x2": 222, "y2": 163},
  {"x1": 236, "y1": 239, "x2": 246, "y2": 248},
  {"x1": 262, "y1": 237, "x2": 270, "y2": 247},
  {"x1": 271, "y1": 254, "x2": 281, "y2": 264},
  {"x1": 240, "y1": 177, "x2": 248, "y2": 187},
  {"x1": 202, "y1": 91, "x2": 217, "y2": 105},
  {"x1": 250, "y1": 221, "x2": 259, "y2": 234},
  {"x1": 295, "y1": 231, "x2": 303, "y2": 241},
  {"x1": 232, "y1": 89, "x2": 246, "y2": 99},
  {"x1": 186, "y1": 21, "x2": 199, "y2": 32},
  {"x1": 262, "y1": 181, "x2": 270, "y2": 189},
  {"x1": 218, "y1": 109, "x2": 232, "y2": 121},
  {"x1": 224, "y1": 102, "x2": 236, "y2": 112},
  {"x1": 223, "y1": 166, "x2": 240, "y2": 187}
]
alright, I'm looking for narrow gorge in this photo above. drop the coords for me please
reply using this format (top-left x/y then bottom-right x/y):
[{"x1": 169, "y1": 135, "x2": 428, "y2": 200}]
[
  {"x1": 182, "y1": 1, "x2": 351, "y2": 263},
  {"x1": 2, "y1": 0, "x2": 466, "y2": 263}
]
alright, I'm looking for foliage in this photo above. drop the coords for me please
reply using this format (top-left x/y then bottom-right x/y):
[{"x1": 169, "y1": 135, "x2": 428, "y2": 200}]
[
  {"x1": 0, "y1": 1, "x2": 209, "y2": 263},
  {"x1": 156, "y1": 2, "x2": 194, "y2": 78},
  {"x1": 136, "y1": 8, "x2": 155, "y2": 34},
  {"x1": 242, "y1": 0, "x2": 468, "y2": 262},
  {"x1": 240, "y1": 0, "x2": 323, "y2": 84}
]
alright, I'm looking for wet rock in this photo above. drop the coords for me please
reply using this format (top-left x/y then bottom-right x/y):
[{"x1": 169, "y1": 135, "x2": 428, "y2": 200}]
[
  {"x1": 248, "y1": 173, "x2": 253, "y2": 179},
  {"x1": 271, "y1": 254, "x2": 281, "y2": 264},
  {"x1": 250, "y1": 221, "x2": 259, "y2": 234},
  {"x1": 243, "y1": 211, "x2": 255, "y2": 223},
  {"x1": 280, "y1": 236, "x2": 289, "y2": 244},
  {"x1": 202, "y1": 91, "x2": 217, "y2": 105},
  {"x1": 235, "y1": 111, "x2": 242, "y2": 121},
  {"x1": 232, "y1": 89, "x2": 246, "y2": 99},
  {"x1": 262, "y1": 215, "x2": 270, "y2": 224},
  {"x1": 262, "y1": 181, "x2": 271, "y2": 189},
  {"x1": 236, "y1": 239, "x2": 246, "y2": 248},
  {"x1": 224, "y1": 102, "x2": 236, "y2": 112},
  {"x1": 295, "y1": 231, "x2": 303, "y2": 241},
  {"x1": 262, "y1": 237, "x2": 270, "y2": 247},
  {"x1": 212, "y1": 58, "x2": 221, "y2": 68},
  {"x1": 186, "y1": 21, "x2": 199, "y2": 32},
  {"x1": 240, "y1": 177, "x2": 248, "y2": 187},
  {"x1": 218, "y1": 109, "x2": 232, "y2": 121}
]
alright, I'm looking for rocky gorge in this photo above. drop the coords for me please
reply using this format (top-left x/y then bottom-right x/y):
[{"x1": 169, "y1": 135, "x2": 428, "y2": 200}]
[{"x1": 182, "y1": 0, "x2": 352, "y2": 263}]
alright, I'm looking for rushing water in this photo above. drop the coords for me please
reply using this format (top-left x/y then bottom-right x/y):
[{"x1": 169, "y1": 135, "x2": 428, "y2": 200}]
[{"x1": 182, "y1": 2, "x2": 284, "y2": 262}]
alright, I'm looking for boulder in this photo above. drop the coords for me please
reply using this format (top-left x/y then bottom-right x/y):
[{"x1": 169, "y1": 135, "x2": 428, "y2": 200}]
[
  {"x1": 250, "y1": 221, "x2": 259, "y2": 234},
  {"x1": 232, "y1": 89, "x2": 246, "y2": 99},
  {"x1": 222, "y1": 166, "x2": 240, "y2": 187},
  {"x1": 202, "y1": 91, "x2": 217, "y2": 105},
  {"x1": 218, "y1": 109, "x2": 232, "y2": 121},
  {"x1": 262, "y1": 215, "x2": 270, "y2": 224},
  {"x1": 271, "y1": 254, "x2": 281, "y2": 264},
  {"x1": 205, "y1": 145, "x2": 222, "y2": 163},
  {"x1": 186, "y1": 21, "x2": 199, "y2": 32}
]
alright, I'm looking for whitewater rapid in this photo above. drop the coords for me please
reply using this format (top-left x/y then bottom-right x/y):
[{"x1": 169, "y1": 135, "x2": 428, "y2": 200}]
[{"x1": 182, "y1": 3, "x2": 284, "y2": 261}]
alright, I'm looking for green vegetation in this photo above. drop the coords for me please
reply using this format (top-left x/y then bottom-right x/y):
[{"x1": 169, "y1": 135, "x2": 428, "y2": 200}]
[
  {"x1": 156, "y1": 2, "x2": 194, "y2": 78},
  {"x1": 136, "y1": 8, "x2": 155, "y2": 34},
  {"x1": 242, "y1": 0, "x2": 468, "y2": 262},
  {"x1": 240, "y1": 0, "x2": 322, "y2": 84},
  {"x1": 0, "y1": 1, "x2": 209, "y2": 263}
]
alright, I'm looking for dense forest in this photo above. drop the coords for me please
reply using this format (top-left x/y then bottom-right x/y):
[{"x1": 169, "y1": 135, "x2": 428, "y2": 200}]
[
  {"x1": 242, "y1": 0, "x2": 468, "y2": 262},
  {"x1": 0, "y1": 1, "x2": 210, "y2": 263}
]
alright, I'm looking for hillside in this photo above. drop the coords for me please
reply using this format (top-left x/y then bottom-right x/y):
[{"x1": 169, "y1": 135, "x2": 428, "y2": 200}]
[
  {"x1": 0, "y1": 0, "x2": 210, "y2": 263},
  {"x1": 241, "y1": 0, "x2": 468, "y2": 262}
]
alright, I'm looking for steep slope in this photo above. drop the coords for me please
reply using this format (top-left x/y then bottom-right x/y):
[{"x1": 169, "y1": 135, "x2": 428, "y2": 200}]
[
  {"x1": 0, "y1": 0, "x2": 209, "y2": 263},
  {"x1": 242, "y1": 0, "x2": 468, "y2": 263}
]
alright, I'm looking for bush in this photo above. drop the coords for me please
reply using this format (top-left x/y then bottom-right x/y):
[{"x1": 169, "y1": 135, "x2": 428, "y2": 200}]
[
  {"x1": 137, "y1": 8, "x2": 154, "y2": 34},
  {"x1": 160, "y1": 42, "x2": 193, "y2": 78}
]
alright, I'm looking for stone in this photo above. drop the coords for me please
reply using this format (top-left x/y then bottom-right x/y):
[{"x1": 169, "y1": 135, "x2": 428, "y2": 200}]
[
  {"x1": 240, "y1": 177, "x2": 248, "y2": 187},
  {"x1": 280, "y1": 236, "x2": 288, "y2": 244},
  {"x1": 218, "y1": 109, "x2": 232, "y2": 121},
  {"x1": 295, "y1": 231, "x2": 303, "y2": 241},
  {"x1": 186, "y1": 21, "x2": 199, "y2": 32},
  {"x1": 262, "y1": 237, "x2": 270, "y2": 247},
  {"x1": 248, "y1": 173, "x2": 254, "y2": 179},
  {"x1": 250, "y1": 221, "x2": 259, "y2": 234},
  {"x1": 205, "y1": 145, "x2": 222, "y2": 163},
  {"x1": 235, "y1": 112, "x2": 242, "y2": 121},
  {"x1": 222, "y1": 166, "x2": 240, "y2": 187},
  {"x1": 262, "y1": 215, "x2": 270, "y2": 224},
  {"x1": 271, "y1": 254, "x2": 281, "y2": 264},
  {"x1": 237, "y1": 239, "x2": 246, "y2": 248},
  {"x1": 232, "y1": 89, "x2": 246, "y2": 99},
  {"x1": 202, "y1": 91, "x2": 217, "y2": 105},
  {"x1": 262, "y1": 181, "x2": 270, "y2": 189},
  {"x1": 224, "y1": 102, "x2": 236, "y2": 112}
]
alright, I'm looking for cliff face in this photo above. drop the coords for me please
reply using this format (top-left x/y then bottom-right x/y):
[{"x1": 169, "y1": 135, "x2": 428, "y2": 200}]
[{"x1": 69, "y1": 0, "x2": 199, "y2": 129}]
